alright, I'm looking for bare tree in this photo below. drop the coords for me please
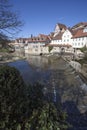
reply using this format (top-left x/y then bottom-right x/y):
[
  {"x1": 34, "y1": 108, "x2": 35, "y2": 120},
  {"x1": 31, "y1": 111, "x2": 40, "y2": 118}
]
[{"x1": 0, "y1": 0, "x2": 23, "y2": 40}]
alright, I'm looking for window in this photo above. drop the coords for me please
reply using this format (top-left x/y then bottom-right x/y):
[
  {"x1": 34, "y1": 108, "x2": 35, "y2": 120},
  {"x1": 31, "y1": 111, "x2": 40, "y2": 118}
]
[
  {"x1": 78, "y1": 43, "x2": 80, "y2": 46},
  {"x1": 35, "y1": 49, "x2": 38, "y2": 51},
  {"x1": 75, "y1": 43, "x2": 77, "y2": 46},
  {"x1": 82, "y1": 42, "x2": 83, "y2": 46},
  {"x1": 83, "y1": 27, "x2": 87, "y2": 32},
  {"x1": 35, "y1": 45, "x2": 38, "y2": 48}
]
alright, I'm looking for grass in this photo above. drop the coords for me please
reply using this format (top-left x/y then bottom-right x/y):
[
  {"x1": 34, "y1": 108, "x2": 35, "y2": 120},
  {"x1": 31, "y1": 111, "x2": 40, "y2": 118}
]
[
  {"x1": 77, "y1": 59, "x2": 87, "y2": 65},
  {"x1": 76, "y1": 54, "x2": 87, "y2": 65},
  {"x1": 79, "y1": 46, "x2": 87, "y2": 52}
]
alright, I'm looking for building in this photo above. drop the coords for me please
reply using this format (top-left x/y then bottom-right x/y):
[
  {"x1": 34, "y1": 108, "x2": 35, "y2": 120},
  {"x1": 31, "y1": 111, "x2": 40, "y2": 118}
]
[
  {"x1": 49, "y1": 22, "x2": 87, "y2": 53},
  {"x1": 15, "y1": 22, "x2": 87, "y2": 55},
  {"x1": 24, "y1": 34, "x2": 51, "y2": 55},
  {"x1": 71, "y1": 22, "x2": 87, "y2": 48}
]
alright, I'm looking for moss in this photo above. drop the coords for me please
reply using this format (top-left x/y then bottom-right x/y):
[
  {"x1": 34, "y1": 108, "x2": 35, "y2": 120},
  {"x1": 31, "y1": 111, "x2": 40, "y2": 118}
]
[
  {"x1": 48, "y1": 46, "x2": 53, "y2": 52},
  {"x1": 0, "y1": 48, "x2": 9, "y2": 52},
  {"x1": 79, "y1": 45, "x2": 87, "y2": 52},
  {"x1": 76, "y1": 58, "x2": 87, "y2": 65}
]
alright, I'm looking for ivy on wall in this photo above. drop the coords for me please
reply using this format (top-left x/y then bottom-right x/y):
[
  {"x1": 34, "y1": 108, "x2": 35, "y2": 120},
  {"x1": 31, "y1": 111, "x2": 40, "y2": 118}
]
[{"x1": 48, "y1": 46, "x2": 53, "y2": 52}]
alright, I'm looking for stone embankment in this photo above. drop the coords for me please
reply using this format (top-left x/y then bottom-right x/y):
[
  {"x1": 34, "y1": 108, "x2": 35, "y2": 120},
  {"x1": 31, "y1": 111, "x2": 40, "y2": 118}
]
[{"x1": 62, "y1": 55, "x2": 87, "y2": 85}]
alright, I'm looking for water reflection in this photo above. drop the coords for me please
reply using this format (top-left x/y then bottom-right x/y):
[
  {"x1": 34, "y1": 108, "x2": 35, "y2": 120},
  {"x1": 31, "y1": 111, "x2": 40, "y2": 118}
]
[
  {"x1": 25, "y1": 54, "x2": 68, "y2": 70},
  {"x1": 8, "y1": 55, "x2": 87, "y2": 129},
  {"x1": 9, "y1": 55, "x2": 87, "y2": 107}
]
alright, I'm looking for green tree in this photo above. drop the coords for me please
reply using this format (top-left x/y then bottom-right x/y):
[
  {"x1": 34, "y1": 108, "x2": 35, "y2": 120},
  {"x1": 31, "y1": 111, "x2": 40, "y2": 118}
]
[
  {"x1": 0, "y1": 65, "x2": 27, "y2": 129},
  {"x1": 27, "y1": 83, "x2": 44, "y2": 110},
  {"x1": 0, "y1": 65, "x2": 69, "y2": 130},
  {"x1": 25, "y1": 102, "x2": 68, "y2": 130},
  {"x1": 80, "y1": 45, "x2": 87, "y2": 52}
]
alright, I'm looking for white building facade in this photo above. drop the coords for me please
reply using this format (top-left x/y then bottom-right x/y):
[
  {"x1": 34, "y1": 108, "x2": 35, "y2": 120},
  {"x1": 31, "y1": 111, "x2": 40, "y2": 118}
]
[
  {"x1": 15, "y1": 22, "x2": 87, "y2": 55},
  {"x1": 49, "y1": 22, "x2": 87, "y2": 53}
]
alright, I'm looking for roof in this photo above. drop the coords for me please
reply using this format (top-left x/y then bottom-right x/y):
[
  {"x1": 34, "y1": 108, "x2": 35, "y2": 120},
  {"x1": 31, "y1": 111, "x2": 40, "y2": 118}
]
[
  {"x1": 16, "y1": 34, "x2": 51, "y2": 43},
  {"x1": 28, "y1": 34, "x2": 51, "y2": 43},
  {"x1": 16, "y1": 22, "x2": 87, "y2": 43},
  {"x1": 53, "y1": 32, "x2": 63, "y2": 40},
  {"x1": 57, "y1": 23, "x2": 67, "y2": 30},
  {"x1": 72, "y1": 28, "x2": 87, "y2": 38},
  {"x1": 52, "y1": 25, "x2": 87, "y2": 40},
  {"x1": 72, "y1": 22, "x2": 87, "y2": 30}
]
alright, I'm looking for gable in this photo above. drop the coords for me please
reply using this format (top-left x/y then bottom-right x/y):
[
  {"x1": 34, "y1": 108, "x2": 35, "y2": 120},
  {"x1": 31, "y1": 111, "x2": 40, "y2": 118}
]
[{"x1": 62, "y1": 29, "x2": 72, "y2": 39}]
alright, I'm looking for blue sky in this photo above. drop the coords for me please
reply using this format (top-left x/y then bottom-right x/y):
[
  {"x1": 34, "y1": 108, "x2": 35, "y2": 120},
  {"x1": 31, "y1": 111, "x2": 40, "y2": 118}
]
[{"x1": 11, "y1": 0, "x2": 87, "y2": 38}]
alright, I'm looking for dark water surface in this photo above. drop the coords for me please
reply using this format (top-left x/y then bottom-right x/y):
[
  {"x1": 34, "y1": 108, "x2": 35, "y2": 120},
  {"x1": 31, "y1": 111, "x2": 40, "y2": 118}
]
[{"x1": 8, "y1": 55, "x2": 87, "y2": 130}]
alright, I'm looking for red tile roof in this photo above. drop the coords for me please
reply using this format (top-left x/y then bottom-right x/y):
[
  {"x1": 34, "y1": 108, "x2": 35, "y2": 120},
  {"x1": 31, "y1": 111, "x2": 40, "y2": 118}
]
[
  {"x1": 72, "y1": 22, "x2": 87, "y2": 30},
  {"x1": 57, "y1": 23, "x2": 67, "y2": 30},
  {"x1": 72, "y1": 29, "x2": 87, "y2": 38},
  {"x1": 16, "y1": 22, "x2": 87, "y2": 43},
  {"x1": 16, "y1": 34, "x2": 51, "y2": 43},
  {"x1": 53, "y1": 32, "x2": 63, "y2": 40}
]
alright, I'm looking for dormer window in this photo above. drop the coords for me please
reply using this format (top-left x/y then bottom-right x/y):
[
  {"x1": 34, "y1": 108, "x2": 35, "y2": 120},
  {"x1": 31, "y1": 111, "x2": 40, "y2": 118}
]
[{"x1": 83, "y1": 27, "x2": 87, "y2": 32}]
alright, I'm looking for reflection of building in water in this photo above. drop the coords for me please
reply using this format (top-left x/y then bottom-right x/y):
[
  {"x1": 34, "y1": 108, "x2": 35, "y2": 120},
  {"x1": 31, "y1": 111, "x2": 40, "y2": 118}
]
[{"x1": 25, "y1": 54, "x2": 49, "y2": 69}]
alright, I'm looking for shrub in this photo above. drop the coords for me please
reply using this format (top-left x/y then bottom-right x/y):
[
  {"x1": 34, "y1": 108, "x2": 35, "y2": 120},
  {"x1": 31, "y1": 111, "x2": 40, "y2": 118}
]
[
  {"x1": 48, "y1": 46, "x2": 53, "y2": 52},
  {"x1": 0, "y1": 65, "x2": 26, "y2": 129},
  {"x1": 0, "y1": 65, "x2": 69, "y2": 130},
  {"x1": 25, "y1": 102, "x2": 68, "y2": 130},
  {"x1": 80, "y1": 45, "x2": 87, "y2": 52}
]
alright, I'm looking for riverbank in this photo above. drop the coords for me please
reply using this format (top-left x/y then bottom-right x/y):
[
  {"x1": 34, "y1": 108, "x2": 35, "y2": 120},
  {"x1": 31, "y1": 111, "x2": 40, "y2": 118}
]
[
  {"x1": 0, "y1": 52, "x2": 26, "y2": 64},
  {"x1": 79, "y1": 72, "x2": 87, "y2": 85},
  {"x1": 62, "y1": 56, "x2": 87, "y2": 86}
]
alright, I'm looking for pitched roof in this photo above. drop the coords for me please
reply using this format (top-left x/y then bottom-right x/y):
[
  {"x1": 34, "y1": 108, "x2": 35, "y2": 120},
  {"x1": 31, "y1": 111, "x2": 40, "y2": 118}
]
[
  {"x1": 57, "y1": 23, "x2": 67, "y2": 30},
  {"x1": 72, "y1": 22, "x2": 87, "y2": 30},
  {"x1": 27, "y1": 34, "x2": 51, "y2": 43},
  {"x1": 53, "y1": 32, "x2": 63, "y2": 40},
  {"x1": 72, "y1": 28, "x2": 87, "y2": 38},
  {"x1": 16, "y1": 34, "x2": 51, "y2": 43}
]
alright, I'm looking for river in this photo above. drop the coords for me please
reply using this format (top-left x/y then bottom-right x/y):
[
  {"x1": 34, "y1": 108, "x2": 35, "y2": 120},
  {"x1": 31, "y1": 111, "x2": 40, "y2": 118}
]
[{"x1": 8, "y1": 54, "x2": 87, "y2": 130}]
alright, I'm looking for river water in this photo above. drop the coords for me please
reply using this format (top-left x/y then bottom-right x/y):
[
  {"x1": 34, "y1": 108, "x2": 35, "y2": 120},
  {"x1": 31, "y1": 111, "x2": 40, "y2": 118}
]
[{"x1": 8, "y1": 54, "x2": 87, "y2": 130}]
